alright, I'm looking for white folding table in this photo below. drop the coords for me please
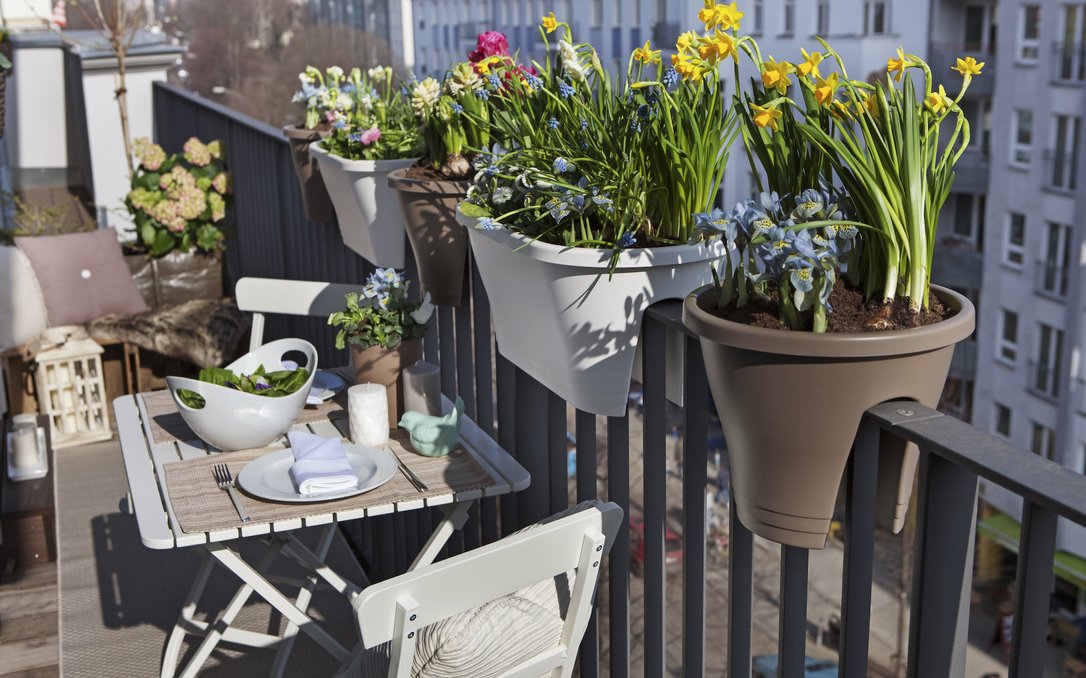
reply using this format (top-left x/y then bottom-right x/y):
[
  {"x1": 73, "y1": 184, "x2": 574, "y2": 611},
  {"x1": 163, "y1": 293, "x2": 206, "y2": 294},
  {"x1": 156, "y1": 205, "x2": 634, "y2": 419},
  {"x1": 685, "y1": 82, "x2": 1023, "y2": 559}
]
[{"x1": 113, "y1": 390, "x2": 529, "y2": 678}]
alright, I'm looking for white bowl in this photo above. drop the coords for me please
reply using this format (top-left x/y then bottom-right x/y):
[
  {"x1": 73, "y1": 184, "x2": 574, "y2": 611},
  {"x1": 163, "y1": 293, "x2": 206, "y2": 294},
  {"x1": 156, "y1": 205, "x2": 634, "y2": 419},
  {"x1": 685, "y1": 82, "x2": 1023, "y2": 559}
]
[{"x1": 166, "y1": 338, "x2": 319, "y2": 450}]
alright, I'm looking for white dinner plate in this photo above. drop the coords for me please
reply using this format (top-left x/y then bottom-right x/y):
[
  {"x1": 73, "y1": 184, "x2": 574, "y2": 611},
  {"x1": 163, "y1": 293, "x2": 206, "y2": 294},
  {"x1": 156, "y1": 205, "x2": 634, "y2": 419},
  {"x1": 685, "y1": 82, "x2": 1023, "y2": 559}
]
[
  {"x1": 237, "y1": 444, "x2": 397, "y2": 503},
  {"x1": 306, "y1": 369, "x2": 348, "y2": 404}
]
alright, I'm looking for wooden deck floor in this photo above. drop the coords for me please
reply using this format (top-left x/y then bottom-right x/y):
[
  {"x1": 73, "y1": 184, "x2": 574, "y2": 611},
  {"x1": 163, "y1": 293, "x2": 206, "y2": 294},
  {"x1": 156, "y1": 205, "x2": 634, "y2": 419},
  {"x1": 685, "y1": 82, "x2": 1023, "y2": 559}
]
[{"x1": 0, "y1": 558, "x2": 59, "y2": 677}]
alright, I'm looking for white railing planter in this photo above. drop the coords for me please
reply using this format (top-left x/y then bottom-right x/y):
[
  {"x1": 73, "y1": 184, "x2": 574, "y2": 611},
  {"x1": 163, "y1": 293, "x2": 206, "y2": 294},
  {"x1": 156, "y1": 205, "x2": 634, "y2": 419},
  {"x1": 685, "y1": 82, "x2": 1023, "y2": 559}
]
[
  {"x1": 460, "y1": 209, "x2": 722, "y2": 417},
  {"x1": 309, "y1": 143, "x2": 415, "y2": 267}
]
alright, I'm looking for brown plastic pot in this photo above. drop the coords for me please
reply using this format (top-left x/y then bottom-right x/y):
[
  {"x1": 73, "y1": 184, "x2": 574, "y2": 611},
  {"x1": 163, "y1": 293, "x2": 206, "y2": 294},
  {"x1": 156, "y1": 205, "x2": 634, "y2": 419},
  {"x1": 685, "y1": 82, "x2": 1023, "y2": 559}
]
[
  {"x1": 283, "y1": 124, "x2": 335, "y2": 222},
  {"x1": 388, "y1": 169, "x2": 471, "y2": 306},
  {"x1": 683, "y1": 285, "x2": 975, "y2": 549},
  {"x1": 350, "y1": 339, "x2": 423, "y2": 428}
]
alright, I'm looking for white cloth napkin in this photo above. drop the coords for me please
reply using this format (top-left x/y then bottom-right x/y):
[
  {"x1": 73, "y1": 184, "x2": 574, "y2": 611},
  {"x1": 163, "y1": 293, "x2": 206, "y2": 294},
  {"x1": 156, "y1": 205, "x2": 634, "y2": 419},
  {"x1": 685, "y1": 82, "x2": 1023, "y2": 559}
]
[{"x1": 287, "y1": 431, "x2": 359, "y2": 496}]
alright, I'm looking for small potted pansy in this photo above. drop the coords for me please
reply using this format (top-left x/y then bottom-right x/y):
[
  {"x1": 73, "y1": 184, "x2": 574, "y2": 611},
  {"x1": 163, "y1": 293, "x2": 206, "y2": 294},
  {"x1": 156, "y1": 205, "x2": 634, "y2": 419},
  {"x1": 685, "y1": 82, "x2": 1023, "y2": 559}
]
[
  {"x1": 308, "y1": 66, "x2": 423, "y2": 267},
  {"x1": 328, "y1": 268, "x2": 434, "y2": 426},
  {"x1": 123, "y1": 136, "x2": 232, "y2": 306},
  {"x1": 455, "y1": 13, "x2": 737, "y2": 416},
  {"x1": 389, "y1": 30, "x2": 521, "y2": 306},
  {"x1": 282, "y1": 66, "x2": 348, "y2": 222},
  {"x1": 681, "y1": 5, "x2": 980, "y2": 548}
]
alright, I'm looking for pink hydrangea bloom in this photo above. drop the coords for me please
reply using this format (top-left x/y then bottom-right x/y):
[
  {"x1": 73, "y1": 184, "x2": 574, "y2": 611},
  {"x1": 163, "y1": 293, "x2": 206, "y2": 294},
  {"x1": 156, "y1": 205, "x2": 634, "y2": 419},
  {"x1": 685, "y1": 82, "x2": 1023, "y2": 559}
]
[
  {"x1": 468, "y1": 31, "x2": 509, "y2": 62},
  {"x1": 183, "y1": 137, "x2": 212, "y2": 166}
]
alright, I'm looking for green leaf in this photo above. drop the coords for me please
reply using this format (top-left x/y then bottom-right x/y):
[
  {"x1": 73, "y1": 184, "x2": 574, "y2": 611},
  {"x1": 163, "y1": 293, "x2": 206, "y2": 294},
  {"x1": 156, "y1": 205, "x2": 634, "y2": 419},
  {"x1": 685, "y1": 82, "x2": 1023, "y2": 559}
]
[
  {"x1": 458, "y1": 202, "x2": 491, "y2": 219},
  {"x1": 150, "y1": 230, "x2": 175, "y2": 256}
]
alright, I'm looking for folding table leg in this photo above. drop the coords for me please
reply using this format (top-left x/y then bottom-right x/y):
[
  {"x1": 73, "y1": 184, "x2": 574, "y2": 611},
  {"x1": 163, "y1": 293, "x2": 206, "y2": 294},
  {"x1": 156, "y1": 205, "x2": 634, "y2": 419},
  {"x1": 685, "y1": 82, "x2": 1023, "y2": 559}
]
[
  {"x1": 271, "y1": 525, "x2": 341, "y2": 678},
  {"x1": 160, "y1": 551, "x2": 214, "y2": 678},
  {"x1": 409, "y1": 501, "x2": 474, "y2": 570}
]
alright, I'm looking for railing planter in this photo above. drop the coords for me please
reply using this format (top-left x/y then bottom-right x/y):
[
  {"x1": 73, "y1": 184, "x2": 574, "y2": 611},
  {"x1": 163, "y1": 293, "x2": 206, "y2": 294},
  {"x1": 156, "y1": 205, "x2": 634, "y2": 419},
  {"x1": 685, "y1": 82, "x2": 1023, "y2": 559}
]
[
  {"x1": 388, "y1": 170, "x2": 470, "y2": 306},
  {"x1": 308, "y1": 143, "x2": 415, "y2": 267},
  {"x1": 682, "y1": 284, "x2": 975, "y2": 549},
  {"x1": 282, "y1": 125, "x2": 335, "y2": 222},
  {"x1": 460, "y1": 209, "x2": 722, "y2": 416}
]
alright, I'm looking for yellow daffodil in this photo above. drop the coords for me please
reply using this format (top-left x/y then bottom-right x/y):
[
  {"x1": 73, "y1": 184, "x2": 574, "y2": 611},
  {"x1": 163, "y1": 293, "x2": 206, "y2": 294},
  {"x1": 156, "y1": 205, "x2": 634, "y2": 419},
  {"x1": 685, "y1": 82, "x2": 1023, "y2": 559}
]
[
  {"x1": 475, "y1": 56, "x2": 504, "y2": 75},
  {"x1": 750, "y1": 102, "x2": 782, "y2": 131},
  {"x1": 699, "y1": 2, "x2": 744, "y2": 32},
  {"x1": 632, "y1": 40, "x2": 661, "y2": 65},
  {"x1": 926, "y1": 84, "x2": 951, "y2": 114},
  {"x1": 813, "y1": 72, "x2": 838, "y2": 106},
  {"x1": 797, "y1": 48, "x2": 822, "y2": 78},
  {"x1": 542, "y1": 12, "x2": 558, "y2": 33},
  {"x1": 887, "y1": 47, "x2": 910, "y2": 81},
  {"x1": 855, "y1": 88, "x2": 878, "y2": 115},
  {"x1": 676, "y1": 30, "x2": 699, "y2": 53},
  {"x1": 831, "y1": 99, "x2": 853, "y2": 121},
  {"x1": 673, "y1": 52, "x2": 710, "y2": 81},
  {"x1": 761, "y1": 58, "x2": 795, "y2": 95},
  {"x1": 952, "y1": 56, "x2": 984, "y2": 76},
  {"x1": 697, "y1": 30, "x2": 738, "y2": 63}
]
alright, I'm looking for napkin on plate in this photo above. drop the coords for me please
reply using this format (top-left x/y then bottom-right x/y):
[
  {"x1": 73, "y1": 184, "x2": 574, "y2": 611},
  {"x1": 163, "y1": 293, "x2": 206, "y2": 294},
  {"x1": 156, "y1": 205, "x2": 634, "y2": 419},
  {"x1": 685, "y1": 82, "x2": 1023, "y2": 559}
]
[{"x1": 287, "y1": 431, "x2": 359, "y2": 495}]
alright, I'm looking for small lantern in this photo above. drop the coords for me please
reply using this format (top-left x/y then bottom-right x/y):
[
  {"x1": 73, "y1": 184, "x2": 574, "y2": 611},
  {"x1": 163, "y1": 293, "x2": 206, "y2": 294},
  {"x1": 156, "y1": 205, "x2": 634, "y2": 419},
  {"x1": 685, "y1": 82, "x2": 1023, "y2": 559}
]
[{"x1": 29, "y1": 326, "x2": 112, "y2": 448}]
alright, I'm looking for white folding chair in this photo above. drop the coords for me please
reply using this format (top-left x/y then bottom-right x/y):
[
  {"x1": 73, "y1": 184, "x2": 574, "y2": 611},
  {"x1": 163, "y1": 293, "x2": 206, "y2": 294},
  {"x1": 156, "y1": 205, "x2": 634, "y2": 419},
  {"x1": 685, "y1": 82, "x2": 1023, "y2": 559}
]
[
  {"x1": 348, "y1": 500, "x2": 623, "y2": 678},
  {"x1": 235, "y1": 276, "x2": 360, "y2": 352}
]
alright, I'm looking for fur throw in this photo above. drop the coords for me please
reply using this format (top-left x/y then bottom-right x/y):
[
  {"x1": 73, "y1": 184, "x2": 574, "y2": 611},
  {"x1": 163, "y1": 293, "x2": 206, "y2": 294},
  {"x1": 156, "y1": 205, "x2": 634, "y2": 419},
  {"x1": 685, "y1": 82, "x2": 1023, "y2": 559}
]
[{"x1": 88, "y1": 298, "x2": 248, "y2": 368}]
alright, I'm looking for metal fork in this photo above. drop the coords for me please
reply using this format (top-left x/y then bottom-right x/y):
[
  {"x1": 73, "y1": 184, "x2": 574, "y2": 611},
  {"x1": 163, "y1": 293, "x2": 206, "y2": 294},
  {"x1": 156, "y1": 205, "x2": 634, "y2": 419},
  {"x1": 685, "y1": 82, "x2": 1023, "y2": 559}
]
[{"x1": 213, "y1": 463, "x2": 251, "y2": 523}]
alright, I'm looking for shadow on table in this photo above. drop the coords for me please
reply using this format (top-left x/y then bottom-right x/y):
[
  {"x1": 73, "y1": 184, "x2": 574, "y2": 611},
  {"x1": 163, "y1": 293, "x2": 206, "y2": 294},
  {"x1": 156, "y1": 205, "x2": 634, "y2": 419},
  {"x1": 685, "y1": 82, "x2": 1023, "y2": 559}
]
[{"x1": 90, "y1": 512, "x2": 363, "y2": 675}]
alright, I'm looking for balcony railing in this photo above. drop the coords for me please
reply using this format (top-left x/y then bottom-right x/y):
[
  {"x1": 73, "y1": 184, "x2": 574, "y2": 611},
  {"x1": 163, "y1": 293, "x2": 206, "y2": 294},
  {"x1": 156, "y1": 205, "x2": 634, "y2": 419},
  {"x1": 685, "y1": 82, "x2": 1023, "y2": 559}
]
[
  {"x1": 1044, "y1": 148, "x2": 1079, "y2": 194},
  {"x1": 1035, "y1": 258, "x2": 1069, "y2": 298},
  {"x1": 1052, "y1": 41, "x2": 1086, "y2": 84},
  {"x1": 152, "y1": 81, "x2": 1086, "y2": 677}
]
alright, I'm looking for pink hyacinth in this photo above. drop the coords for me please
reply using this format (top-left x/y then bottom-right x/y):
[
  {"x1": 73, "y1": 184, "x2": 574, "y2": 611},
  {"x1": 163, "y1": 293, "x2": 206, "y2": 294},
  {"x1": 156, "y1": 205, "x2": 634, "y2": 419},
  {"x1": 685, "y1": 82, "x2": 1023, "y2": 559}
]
[
  {"x1": 468, "y1": 31, "x2": 509, "y2": 62},
  {"x1": 359, "y1": 126, "x2": 381, "y2": 146}
]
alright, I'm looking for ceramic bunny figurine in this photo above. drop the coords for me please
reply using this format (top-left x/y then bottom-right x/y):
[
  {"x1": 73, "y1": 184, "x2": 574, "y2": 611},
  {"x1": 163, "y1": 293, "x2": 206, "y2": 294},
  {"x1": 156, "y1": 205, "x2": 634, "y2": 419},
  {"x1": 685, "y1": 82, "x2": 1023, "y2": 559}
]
[{"x1": 398, "y1": 397, "x2": 464, "y2": 457}]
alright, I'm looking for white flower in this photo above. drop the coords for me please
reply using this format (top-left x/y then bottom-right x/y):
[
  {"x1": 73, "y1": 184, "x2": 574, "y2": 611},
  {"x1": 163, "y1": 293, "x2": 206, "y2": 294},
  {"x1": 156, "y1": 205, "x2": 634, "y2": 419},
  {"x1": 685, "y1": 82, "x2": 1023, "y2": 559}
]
[
  {"x1": 327, "y1": 66, "x2": 344, "y2": 79},
  {"x1": 411, "y1": 293, "x2": 434, "y2": 325},
  {"x1": 492, "y1": 186, "x2": 513, "y2": 204},
  {"x1": 559, "y1": 40, "x2": 586, "y2": 82},
  {"x1": 411, "y1": 77, "x2": 442, "y2": 117},
  {"x1": 368, "y1": 66, "x2": 387, "y2": 82},
  {"x1": 357, "y1": 93, "x2": 374, "y2": 115},
  {"x1": 336, "y1": 91, "x2": 353, "y2": 110}
]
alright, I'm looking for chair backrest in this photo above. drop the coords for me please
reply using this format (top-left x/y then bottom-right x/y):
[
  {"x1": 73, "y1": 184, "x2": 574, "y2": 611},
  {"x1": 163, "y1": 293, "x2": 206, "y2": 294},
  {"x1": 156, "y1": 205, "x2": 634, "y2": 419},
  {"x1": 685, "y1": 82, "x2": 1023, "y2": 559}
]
[
  {"x1": 235, "y1": 277, "x2": 359, "y2": 352},
  {"x1": 354, "y1": 500, "x2": 624, "y2": 678}
]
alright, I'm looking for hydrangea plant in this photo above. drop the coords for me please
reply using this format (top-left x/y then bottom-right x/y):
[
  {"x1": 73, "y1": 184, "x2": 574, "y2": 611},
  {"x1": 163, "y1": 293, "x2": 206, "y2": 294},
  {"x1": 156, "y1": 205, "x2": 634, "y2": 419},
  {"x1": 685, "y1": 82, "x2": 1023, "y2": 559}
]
[
  {"x1": 126, "y1": 137, "x2": 231, "y2": 256},
  {"x1": 328, "y1": 268, "x2": 435, "y2": 351}
]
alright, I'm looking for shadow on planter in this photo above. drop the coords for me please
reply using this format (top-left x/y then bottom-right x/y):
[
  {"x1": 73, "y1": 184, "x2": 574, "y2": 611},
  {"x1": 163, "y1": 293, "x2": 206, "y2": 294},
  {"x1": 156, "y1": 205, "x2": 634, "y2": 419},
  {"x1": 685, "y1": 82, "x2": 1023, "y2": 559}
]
[{"x1": 683, "y1": 285, "x2": 975, "y2": 549}]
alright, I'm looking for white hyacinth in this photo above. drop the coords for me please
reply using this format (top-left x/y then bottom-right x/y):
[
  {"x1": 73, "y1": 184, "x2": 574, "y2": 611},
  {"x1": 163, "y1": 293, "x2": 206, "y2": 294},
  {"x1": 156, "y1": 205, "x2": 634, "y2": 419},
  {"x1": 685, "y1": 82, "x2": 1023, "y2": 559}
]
[
  {"x1": 411, "y1": 77, "x2": 442, "y2": 117},
  {"x1": 368, "y1": 66, "x2": 387, "y2": 81},
  {"x1": 558, "y1": 40, "x2": 586, "y2": 82}
]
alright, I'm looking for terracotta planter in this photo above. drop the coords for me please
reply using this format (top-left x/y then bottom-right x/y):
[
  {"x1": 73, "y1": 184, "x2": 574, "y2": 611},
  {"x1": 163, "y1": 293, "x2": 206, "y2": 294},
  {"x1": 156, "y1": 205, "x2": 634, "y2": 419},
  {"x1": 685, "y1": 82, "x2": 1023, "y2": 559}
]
[
  {"x1": 350, "y1": 339, "x2": 423, "y2": 428},
  {"x1": 388, "y1": 169, "x2": 470, "y2": 306},
  {"x1": 124, "y1": 250, "x2": 223, "y2": 309},
  {"x1": 683, "y1": 285, "x2": 975, "y2": 549},
  {"x1": 308, "y1": 143, "x2": 415, "y2": 267},
  {"x1": 283, "y1": 124, "x2": 335, "y2": 222},
  {"x1": 460, "y1": 209, "x2": 723, "y2": 417}
]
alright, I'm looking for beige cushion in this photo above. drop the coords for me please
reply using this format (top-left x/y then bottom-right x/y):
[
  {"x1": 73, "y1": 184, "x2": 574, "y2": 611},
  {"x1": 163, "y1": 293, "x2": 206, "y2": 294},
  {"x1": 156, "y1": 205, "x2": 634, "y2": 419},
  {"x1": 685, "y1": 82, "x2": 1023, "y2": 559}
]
[
  {"x1": 0, "y1": 245, "x2": 48, "y2": 351},
  {"x1": 15, "y1": 228, "x2": 148, "y2": 326}
]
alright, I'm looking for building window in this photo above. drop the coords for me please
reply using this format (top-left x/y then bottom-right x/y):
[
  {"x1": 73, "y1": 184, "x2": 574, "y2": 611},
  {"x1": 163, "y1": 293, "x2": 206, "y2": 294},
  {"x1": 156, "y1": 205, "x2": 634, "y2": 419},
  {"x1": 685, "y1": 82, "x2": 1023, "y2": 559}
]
[
  {"x1": 998, "y1": 310, "x2": 1019, "y2": 362},
  {"x1": 951, "y1": 193, "x2": 985, "y2": 249},
  {"x1": 1057, "y1": 5, "x2": 1086, "y2": 81},
  {"x1": 864, "y1": 1, "x2": 889, "y2": 35},
  {"x1": 1011, "y1": 109, "x2": 1033, "y2": 166},
  {"x1": 753, "y1": 0, "x2": 764, "y2": 34},
  {"x1": 1004, "y1": 212, "x2": 1026, "y2": 266},
  {"x1": 1050, "y1": 114, "x2": 1081, "y2": 191},
  {"x1": 1018, "y1": 4, "x2": 1041, "y2": 63},
  {"x1": 1041, "y1": 222, "x2": 1072, "y2": 296},
  {"x1": 994, "y1": 403, "x2": 1012, "y2": 437},
  {"x1": 816, "y1": 0, "x2": 830, "y2": 36},
  {"x1": 1033, "y1": 323, "x2": 1065, "y2": 397},
  {"x1": 783, "y1": 0, "x2": 795, "y2": 35},
  {"x1": 1031, "y1": 422, "x2": 1056, "y2": 459}
]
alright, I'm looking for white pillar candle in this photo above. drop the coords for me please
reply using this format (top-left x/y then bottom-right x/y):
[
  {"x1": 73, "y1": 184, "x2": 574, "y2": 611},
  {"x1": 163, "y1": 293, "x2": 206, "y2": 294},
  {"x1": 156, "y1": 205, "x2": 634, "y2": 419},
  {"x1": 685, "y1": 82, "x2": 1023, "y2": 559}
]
[
  {"x1": 11, "y1": 426, "x2": 39, "y2": 470},
  {"x1": 348, "y1": 383, "x2": 389, "y2": 447},
  {"x1": 403, "y1": 360, "x2": 441, "y2": 416}
]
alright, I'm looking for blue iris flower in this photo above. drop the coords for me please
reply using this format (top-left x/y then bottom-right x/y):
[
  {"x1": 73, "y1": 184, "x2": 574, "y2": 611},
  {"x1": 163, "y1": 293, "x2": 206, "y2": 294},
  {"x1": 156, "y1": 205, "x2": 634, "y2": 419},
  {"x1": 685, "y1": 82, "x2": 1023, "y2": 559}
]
[
  {"x1": 545, "y1": 197, "x2": 571, "y2": 223},
  {"x1": 553, "y1": 157, "x2": 572, "y2": 173},
  {"x1": 793, "y1": 189, "x2": 824, "y2": 219}
]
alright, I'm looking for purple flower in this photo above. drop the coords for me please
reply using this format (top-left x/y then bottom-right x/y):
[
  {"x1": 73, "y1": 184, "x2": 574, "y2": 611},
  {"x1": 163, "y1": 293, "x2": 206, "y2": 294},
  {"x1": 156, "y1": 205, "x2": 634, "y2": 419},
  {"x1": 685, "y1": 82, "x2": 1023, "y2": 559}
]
[{"x1": 617, "y1": 231, "x2": 637, "y2": 248}]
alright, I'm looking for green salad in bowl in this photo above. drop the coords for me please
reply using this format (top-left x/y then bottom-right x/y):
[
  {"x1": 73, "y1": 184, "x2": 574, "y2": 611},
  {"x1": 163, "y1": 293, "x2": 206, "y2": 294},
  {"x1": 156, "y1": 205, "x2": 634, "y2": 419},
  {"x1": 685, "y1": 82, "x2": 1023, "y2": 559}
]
[{"x1": 177, "y1": 364, "x2": 311, "y2": 409}]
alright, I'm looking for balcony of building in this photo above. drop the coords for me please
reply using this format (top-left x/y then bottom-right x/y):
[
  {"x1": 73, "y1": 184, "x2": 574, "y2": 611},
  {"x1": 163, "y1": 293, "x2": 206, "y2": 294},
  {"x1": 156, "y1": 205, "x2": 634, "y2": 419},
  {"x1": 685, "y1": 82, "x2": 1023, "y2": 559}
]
[{"x1": 928, "y1": 41, "x2": 996, "y2": 97}]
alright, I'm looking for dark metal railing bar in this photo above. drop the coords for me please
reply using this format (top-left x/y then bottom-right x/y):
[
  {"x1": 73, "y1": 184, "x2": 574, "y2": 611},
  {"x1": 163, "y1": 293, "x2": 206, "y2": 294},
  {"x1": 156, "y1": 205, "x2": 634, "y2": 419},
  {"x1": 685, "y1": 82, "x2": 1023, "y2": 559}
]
[
  {"x1": 437, "y1": 307, "x2": 457, "y2": 399},
  {"x1": 839, "y1": 420, "x2": 879, "y2": 678},
  {"x1": 865, "y1": 402, "x2": 1086, "y2": 526},
  {"x1": 469, "y1": 260, "x2": 499, "y2": 545},
  {"x1": 547, "y1": 392, "x2": 569, "y2": 515},
  {"x1": 607, "y1": 410, "x2": 631, "y2": 678},
  {"x1": 495, "y1": 352, "x2": 518, "y2": 536},
  {"x1": 641, "y1": 318, "x2": 668, "y2": 678},
  {"x1": 779, "y1": 546, "x2": 811, "y2": 678},
  {"x1": 575, "y1": 408, "x2": 599, "y2": 678},
  {"x1": 515, "y1": 367, "x2": 550, "y2": 527},
  {"x1": 154, "y1": 82, "x2": 286, "y2": 142},
  {"x1": 1008, "y1": 501, "x2": 1058, "y2": 677},
  {"x1": 454, "y1": 281, "x2": 476, "y2": 420},
  {"x1": 728, "y1": 492, "x2": 754, "y2": 677},
  {"x1": 682, "y1": 334, "x2": 709, "y2": 676},
  {"x1": 906, "y1": 450, "x2": 979, "y2": 678}
]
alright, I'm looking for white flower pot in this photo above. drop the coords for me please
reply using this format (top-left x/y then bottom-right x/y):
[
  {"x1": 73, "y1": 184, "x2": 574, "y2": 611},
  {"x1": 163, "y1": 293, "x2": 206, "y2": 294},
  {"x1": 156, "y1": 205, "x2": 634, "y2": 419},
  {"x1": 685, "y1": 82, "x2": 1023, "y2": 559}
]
[
  {"x1": 460, "y1": 211, "x2": 723, "y2": 416},
  {"x1": 308, "y1": 143, "x2": 416, "y2": 267}
]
